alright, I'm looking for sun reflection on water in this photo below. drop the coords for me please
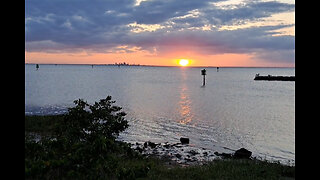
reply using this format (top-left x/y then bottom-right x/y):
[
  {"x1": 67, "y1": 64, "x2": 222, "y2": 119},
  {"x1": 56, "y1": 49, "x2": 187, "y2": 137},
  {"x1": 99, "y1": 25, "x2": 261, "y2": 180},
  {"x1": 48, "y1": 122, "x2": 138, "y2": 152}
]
[{"x1": 178, "y1": 69, "x2": 194, "y2": 125}]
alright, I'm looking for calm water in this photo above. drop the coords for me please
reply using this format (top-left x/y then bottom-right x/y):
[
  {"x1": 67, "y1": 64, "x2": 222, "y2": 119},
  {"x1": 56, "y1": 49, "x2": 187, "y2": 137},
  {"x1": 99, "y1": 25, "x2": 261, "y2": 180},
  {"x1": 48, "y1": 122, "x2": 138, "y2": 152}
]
[{"x1": 25, "y1": 64, "x2": 295, "y2": 164}]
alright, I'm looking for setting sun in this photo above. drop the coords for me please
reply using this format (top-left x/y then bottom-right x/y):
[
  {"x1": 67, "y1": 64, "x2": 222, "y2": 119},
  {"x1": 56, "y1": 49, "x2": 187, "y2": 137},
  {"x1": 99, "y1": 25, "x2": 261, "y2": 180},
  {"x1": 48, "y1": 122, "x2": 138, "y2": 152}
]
[{"x1": 179, "y1": 59, "x2": 189, "y2": 66}]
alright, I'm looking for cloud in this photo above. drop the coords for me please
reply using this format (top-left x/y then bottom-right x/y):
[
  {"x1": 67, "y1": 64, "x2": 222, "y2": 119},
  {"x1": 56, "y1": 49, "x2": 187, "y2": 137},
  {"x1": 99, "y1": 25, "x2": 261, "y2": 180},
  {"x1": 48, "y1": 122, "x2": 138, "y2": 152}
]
[
  {"x1": 128, "y1": 25, "x2": 294, "y2": 56},
  {"x1": 209, "y1": 1, "x2": 294, "y2": 24},
  {"x1": 25, "y1": 0, "x2": 295, "y2": 64},
  {"x1": 131, "y1": 0, "x2": 212, "y2": 24}
]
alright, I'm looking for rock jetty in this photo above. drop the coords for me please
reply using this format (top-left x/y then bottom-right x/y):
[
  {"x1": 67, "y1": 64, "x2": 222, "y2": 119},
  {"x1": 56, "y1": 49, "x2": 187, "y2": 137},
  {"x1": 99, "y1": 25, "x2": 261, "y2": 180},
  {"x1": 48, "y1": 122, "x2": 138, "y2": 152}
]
[{"x1": 254, "y1": 74, "x2": 295, "y2": 81}]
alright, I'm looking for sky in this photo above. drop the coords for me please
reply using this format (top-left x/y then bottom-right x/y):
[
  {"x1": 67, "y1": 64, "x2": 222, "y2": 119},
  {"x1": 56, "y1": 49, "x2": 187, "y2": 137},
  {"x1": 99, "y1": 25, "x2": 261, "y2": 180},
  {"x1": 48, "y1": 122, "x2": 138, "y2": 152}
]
[{"x1": 25, "y1": 0, "x2": 295, "y2": 67}]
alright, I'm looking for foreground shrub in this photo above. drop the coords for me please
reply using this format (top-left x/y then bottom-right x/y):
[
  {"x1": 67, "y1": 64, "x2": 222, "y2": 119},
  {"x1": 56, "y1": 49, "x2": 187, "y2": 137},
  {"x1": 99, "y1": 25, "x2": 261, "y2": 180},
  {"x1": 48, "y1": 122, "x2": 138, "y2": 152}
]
[{"x1": 25, "y1": 96, "x2": 135, "y2": 179}]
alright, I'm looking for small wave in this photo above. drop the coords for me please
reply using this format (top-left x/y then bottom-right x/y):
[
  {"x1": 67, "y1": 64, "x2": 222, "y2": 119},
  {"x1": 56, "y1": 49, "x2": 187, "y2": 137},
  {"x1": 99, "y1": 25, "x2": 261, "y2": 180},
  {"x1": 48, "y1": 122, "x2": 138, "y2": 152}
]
[{"x1": 25, "y1": 106, "x2": 68, "y2": 115}]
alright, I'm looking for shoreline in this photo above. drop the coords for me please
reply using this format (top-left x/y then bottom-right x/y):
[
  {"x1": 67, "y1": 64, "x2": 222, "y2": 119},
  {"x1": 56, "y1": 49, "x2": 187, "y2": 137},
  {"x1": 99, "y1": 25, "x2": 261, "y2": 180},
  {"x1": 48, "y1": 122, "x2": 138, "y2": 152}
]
[
  {"x1": 131, "y1": 141, "x2": 218, "y2": 166},
  {"x1": 25, "y1": 114, "x2": 295, "y2": 166},
  {"x1": 26, "y1": 130, "x2": 295, "y2": 167},
  {"x1": 25, "y1": 114, "x2": 295, "y2": 179},
  {"x1": 26, "y1": 131, "x2": 295, "y2": 167},
  {"x1": 128, "y1": 140, "x2": 295, "y2": 167}
]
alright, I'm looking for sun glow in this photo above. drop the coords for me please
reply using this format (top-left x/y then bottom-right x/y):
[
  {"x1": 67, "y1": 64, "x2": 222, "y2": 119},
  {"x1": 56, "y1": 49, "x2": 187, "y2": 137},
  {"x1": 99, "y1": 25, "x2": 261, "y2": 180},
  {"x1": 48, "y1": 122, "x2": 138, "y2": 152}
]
[{"x1": 179, "y1": 59, "x2": 189, "y2": 66}]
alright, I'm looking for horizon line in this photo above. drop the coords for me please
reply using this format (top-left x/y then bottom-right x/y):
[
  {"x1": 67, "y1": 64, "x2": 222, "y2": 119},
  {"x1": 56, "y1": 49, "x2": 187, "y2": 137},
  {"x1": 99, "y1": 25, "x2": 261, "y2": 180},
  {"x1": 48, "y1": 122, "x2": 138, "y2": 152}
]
[{"x1": 25, "y1": 63, "x2": 295, "y2": 68}]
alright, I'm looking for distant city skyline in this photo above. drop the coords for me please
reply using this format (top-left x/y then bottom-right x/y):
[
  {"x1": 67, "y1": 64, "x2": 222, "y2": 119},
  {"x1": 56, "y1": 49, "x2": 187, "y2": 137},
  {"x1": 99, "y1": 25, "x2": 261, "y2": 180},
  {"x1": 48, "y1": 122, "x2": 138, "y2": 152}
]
[{"x1": 25, "y1": 0, "x2": 294, "y2": 67}]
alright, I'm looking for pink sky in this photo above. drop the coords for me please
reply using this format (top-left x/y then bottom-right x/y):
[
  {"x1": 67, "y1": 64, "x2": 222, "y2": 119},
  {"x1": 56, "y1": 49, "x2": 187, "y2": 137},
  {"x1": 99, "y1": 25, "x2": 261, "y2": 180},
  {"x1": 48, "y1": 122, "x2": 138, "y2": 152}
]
[{"x1": 25, "y1": 50, "x2": 294, "y2": 67}]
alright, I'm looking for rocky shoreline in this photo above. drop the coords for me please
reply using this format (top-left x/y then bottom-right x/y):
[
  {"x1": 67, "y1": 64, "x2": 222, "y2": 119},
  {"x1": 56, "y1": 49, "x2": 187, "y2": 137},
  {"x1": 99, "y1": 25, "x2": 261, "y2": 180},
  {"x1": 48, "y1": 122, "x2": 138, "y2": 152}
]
[{"x1": 130, "y1": 138, "x2": 253, "y2": 166}]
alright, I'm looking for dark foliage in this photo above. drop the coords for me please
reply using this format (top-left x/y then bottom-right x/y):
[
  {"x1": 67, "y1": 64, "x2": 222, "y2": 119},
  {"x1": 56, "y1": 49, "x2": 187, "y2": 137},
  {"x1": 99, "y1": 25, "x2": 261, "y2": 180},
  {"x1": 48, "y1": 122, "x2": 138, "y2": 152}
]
[{"x1": 25, "y1": 96, "x2": 136, "y2": 179}]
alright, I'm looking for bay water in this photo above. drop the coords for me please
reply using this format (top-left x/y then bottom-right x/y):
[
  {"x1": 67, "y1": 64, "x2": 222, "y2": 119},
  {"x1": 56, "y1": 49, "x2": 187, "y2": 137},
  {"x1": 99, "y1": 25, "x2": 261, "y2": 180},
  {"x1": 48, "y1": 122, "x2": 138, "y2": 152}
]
[{"x1": 25, "y1": 64, "x2": 295, "y2": 164}]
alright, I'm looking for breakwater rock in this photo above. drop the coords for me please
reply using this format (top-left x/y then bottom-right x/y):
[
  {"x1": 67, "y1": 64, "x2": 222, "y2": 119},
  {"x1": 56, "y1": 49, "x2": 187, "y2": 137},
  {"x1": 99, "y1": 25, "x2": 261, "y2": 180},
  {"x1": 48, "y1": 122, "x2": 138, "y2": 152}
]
[{"x1": 254, "y1": 74, "x2": 295, "y2": 81}]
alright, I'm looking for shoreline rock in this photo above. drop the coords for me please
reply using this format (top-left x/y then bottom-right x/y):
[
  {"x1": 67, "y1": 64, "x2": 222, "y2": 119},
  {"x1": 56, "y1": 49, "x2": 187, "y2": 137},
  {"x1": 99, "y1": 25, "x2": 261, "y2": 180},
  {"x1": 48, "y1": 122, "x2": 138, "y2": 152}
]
[
  {"x1": 131, "y1": 141, "x2": 254, "y2": 166},
  {"x1": 233, "y1": 148, "x2": 252, "y2": 159},
  {"x1": 180, "y1": 137, "x2": 189, "y2": 144},
  {"x1": 132, "y1": 141, "x2": 220, "y2": 166}
]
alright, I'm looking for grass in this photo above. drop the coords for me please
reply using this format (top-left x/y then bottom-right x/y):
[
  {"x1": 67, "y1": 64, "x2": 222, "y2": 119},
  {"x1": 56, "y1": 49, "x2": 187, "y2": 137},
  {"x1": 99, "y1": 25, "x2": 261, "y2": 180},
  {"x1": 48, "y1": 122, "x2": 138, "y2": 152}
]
[
  {"x1": 25, "y1": 115, "x2": 295, "y2": 179},
  {"x1": 158, "y1": 159, "x2": 294, "y2": 179},
  {"x1": 146, "y1": 159, "x2": 294, "y2": 180}
]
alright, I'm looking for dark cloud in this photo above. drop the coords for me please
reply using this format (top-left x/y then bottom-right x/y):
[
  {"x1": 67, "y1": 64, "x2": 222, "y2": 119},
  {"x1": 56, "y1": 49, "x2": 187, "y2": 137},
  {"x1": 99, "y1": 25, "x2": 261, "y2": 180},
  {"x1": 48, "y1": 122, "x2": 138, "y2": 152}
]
[
  {"x1": 131, "y1": 0, "x2": 212, "y2": 24},
  {"x1": 205, "y1": 1, "x2": 295, "y2": 25},
  {"x1": 25, "y1": 0, "x2": 295, "y2": 64}
]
